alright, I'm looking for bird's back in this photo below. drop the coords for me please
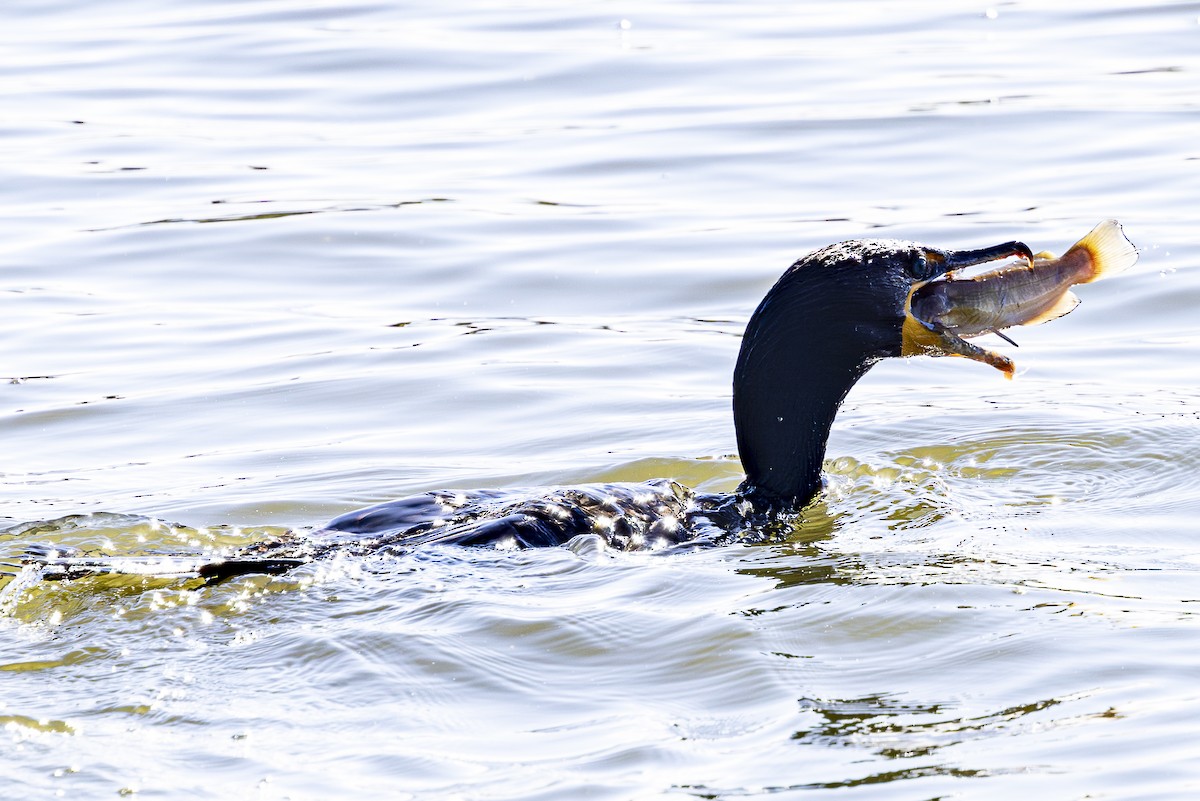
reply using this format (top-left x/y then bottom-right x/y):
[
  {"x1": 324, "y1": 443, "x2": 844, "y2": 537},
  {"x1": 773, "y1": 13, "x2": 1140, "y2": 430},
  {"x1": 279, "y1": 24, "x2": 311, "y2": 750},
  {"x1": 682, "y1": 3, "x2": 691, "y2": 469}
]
[{"x1": 320, "y1": 479, "x2": 713, "y2": 552}]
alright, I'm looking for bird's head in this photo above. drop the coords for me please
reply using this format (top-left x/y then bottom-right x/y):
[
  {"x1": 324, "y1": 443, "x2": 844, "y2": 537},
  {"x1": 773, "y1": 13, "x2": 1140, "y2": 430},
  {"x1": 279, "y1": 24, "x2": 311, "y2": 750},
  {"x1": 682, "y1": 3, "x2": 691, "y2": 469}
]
[
  {"x1": 736, "y1": 237, "x2": 1033, "y2": 379},
  {"x1": 732, "y1": 236, "x2": 1034, "y2": 508}
]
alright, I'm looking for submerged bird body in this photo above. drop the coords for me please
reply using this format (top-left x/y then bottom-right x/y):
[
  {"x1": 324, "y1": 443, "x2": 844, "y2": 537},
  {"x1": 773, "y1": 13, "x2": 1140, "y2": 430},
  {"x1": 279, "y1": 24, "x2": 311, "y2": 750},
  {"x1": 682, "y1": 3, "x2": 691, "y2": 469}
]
[
  {"x1": 33, "y1": 229, "x2": 1121, "y2": 579},
  {"x1": 314, "y1": 480, "x2": 746, "y2": 553}
]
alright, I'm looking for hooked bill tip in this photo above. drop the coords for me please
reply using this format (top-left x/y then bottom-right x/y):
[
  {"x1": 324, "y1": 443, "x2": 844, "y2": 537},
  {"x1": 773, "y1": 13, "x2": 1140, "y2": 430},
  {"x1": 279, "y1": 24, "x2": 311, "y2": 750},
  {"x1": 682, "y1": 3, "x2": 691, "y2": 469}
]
[{"x1": 943, "y1": 240, "x2": 1036, "y2": 273}]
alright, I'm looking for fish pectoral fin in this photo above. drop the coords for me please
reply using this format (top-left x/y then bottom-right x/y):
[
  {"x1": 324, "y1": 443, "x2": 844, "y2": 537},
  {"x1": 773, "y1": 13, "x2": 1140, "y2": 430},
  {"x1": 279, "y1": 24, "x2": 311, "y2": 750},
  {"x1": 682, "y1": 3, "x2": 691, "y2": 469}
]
[
  {"x1": 989, "y1": 328, "x2": 1020, "y2": 347},
  {"x1": 1022, "y1": 290, "x2": 1081, "y2": 326}
]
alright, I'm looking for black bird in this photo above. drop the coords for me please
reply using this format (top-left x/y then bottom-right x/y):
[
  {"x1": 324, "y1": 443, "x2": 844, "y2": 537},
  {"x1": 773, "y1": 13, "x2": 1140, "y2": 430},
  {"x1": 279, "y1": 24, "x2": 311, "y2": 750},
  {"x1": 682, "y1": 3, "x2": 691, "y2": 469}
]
[{"x1": 30, "y1": 236, "x2": 1032, "y2": 580}]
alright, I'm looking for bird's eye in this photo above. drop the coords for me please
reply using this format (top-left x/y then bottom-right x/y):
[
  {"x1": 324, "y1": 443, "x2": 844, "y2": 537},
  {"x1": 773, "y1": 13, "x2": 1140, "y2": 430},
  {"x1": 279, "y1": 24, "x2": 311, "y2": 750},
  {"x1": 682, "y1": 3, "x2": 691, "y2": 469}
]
[
  {"x1": 908, "y1": 252, "x2": 932, "y2": 281},
  {"x1": 908, "y1": 248, "x2": 949, "y2": 281}
]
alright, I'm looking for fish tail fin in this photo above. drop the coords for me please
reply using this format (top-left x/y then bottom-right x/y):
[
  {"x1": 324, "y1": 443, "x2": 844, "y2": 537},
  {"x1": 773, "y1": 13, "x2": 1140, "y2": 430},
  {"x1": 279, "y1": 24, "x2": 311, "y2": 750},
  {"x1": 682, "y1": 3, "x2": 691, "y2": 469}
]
[{"x1": 1068, "y1": 219, "x2": 1138, "y2": 283}]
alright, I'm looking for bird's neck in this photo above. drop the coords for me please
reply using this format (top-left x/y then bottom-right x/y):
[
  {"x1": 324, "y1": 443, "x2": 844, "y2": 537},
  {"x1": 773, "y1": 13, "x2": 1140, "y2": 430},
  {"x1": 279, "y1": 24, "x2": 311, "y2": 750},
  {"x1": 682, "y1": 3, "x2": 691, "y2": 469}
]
[{"x1": 731, "y1": 268, "x2": 883, "y2": 509}]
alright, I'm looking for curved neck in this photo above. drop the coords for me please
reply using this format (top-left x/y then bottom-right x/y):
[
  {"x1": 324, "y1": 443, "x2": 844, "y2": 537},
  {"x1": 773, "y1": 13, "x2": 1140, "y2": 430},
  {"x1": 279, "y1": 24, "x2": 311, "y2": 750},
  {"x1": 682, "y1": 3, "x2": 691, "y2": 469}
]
[{"x1": 731, "y1": 253, "x2": 894, "y2": 509}]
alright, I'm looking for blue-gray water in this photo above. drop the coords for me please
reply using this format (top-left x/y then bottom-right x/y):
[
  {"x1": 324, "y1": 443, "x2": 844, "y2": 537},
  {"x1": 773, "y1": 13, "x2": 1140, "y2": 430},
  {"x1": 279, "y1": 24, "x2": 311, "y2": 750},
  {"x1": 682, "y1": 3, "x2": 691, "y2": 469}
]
[{"x1": 3, "y1": 1, "x2": 1199, "y2": 798}]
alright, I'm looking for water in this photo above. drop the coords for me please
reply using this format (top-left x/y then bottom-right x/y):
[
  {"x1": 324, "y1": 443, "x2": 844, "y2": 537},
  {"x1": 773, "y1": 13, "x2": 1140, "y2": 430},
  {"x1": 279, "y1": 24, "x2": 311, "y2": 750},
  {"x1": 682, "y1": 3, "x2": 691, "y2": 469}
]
[{"x1": 3, "y1": 0, "x2": 1199, "y2": 797}]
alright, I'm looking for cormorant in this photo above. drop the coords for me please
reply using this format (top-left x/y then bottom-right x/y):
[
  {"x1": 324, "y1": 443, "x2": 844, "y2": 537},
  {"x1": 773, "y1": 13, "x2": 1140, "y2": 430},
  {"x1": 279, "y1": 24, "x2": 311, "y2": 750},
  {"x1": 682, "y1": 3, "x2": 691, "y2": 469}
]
[{"x1": 29, "y1": 236, "x2": 1034, "y2": 580}]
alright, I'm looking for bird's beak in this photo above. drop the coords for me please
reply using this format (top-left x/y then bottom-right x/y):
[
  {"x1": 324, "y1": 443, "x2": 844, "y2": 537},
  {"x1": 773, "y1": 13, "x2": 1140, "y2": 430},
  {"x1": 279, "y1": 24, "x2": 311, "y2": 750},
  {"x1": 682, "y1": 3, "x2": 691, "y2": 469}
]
[
  {"x1": 922, "y1": 241, "x2": 1035, "y2": 281},
  {"x1": 901, "y1": 240, "x2": 1035, "y2": 379}
]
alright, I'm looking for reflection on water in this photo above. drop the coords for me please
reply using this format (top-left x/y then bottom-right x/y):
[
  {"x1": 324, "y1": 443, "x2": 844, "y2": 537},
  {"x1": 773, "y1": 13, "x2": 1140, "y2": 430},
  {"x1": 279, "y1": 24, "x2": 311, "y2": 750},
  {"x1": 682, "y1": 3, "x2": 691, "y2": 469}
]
[{"x1": 786, "y1": 692, "x2": 1121, "y2": 789}]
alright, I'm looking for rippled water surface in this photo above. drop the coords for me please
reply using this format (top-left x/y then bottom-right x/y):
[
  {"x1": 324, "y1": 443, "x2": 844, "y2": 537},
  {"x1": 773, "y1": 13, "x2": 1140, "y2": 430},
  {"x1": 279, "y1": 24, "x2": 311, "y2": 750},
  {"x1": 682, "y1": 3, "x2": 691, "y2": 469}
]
[{"x1": 4, "y1": 1, "x2": 1199, "y2": 798}]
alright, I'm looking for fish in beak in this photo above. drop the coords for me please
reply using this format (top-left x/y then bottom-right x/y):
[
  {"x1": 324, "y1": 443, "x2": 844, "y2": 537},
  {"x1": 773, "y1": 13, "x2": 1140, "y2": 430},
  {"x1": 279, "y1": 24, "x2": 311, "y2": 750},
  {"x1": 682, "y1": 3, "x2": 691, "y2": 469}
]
[
  {"x1": 902, "y1": 239, "x2": 1036, "y2": 379},
  {"x1": 905, "y1": 222, "x2": 1137, "y2": 379}
]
